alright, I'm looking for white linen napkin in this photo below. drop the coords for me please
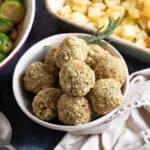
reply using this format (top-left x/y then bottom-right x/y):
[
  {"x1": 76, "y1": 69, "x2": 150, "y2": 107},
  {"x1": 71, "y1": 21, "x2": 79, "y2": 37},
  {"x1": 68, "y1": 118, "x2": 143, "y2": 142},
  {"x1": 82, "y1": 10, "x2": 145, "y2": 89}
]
[{"x1": 55, "y1": 69, "x2": 150, "y2": 150}]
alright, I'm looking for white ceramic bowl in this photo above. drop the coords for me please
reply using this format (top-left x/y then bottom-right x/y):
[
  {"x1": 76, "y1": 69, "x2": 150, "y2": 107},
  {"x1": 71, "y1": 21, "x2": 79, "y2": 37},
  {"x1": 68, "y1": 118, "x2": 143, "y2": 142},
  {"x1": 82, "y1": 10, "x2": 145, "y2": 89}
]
[
  {"x1": 13, "y1": 33, "x2": 129, "y2": 132},
  {"x1": 0, "y1": 0, "x2": 36, "y2": 70},
  {"x1": 45, "y1": 0, "x2": 150, "y2": 63}
]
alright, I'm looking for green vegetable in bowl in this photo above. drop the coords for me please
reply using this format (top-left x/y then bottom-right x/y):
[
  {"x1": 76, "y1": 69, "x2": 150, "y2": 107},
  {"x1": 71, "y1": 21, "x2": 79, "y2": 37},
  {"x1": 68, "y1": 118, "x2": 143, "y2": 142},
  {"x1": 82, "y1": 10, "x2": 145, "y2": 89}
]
[
  {"x1": 0, "y1": 52, "x2": 6, "y2": 62},
  {"x1": 0, "y1": 33, "x2": 12, "y2": 54},
  {"x1": 0, "y1": 0, "x2": 24, "y2": 23},
  {"x1": 0, "y1": 18, "x2": 14, "y2": 33}
]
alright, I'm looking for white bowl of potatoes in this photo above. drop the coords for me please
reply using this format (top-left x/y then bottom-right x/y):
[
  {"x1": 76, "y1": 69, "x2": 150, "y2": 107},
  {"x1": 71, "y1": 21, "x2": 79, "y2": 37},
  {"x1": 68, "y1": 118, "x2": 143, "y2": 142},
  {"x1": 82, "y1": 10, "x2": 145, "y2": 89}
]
[
  {"x1": 13, "y1": 33, "x2": 129, "y2": 132},
  {"x1": 45, "y1": 0, "x2": 150, "y2": 63}
]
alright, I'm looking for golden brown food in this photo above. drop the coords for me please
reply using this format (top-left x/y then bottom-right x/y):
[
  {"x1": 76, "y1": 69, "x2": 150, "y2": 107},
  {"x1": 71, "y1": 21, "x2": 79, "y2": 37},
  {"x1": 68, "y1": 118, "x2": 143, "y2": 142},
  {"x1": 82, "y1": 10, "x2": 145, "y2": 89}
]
[
  {"x1": 88, "y1": 79, "x2": 124, "y2": 115},
  {"x1": 23, "y1": 35, "x2": 128, "y2": 126},
  {"x1": 44, "y1": 46, "x2": 59, "y2": 85},
  {"x1": 59, "y1": 59, "x2": 95, "y2": 96},
  {"x1": 57, "y1": 94, "x2": 91, "y2": 125},
  {"x1": 45, "y1": 46, "x2": 59, "y2": 74},
  {"x1": 55, "y1": 36, "x2": 89, "y2": 68},
  {"x1": 94, "y1": 56, "x2": 126, "y2": 87},
  {"x1": 58, "y1": 0, "x2": 150, "y2": 49},
  {"x1": 32, "y1": 88, "x2": 62, "y2": 121},
  {"x1": 23, "y1": 62, "x2": 55, "y2": 93},
  {"x1": 85, "y1": 44, "x2": 111, "y2": 69}
]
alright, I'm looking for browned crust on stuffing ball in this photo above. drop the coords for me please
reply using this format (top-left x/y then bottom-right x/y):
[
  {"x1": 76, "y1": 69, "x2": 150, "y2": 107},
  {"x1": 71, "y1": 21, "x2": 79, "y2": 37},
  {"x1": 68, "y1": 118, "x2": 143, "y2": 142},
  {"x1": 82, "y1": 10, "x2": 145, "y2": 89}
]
[
  {"x1": 59, "y1": 59, "x2": 95, "y2": 96},
  {"x1": 88, "y1": 79, "x2": 124, "y2": 115},
  {"x1": 44, "y1": 46, "x2": 59, "y2": 75},
  {"x1": 32, "y1": 88, "x2": 62, "y2": 121},
  {"x1": 94, "y1": 56, "x2": 127, "y2": 86},
  {"x1": 24, "y1": 62, "x2": 55, "y2": 93},
  {"x1": 57, "y1": 94, "x2": 91, "y2": 125},
  {"x1": 55, "y1": 36, "x2": 89, "y2": 68},
  {"x1": 85, "y1": 44, "x2": 111, "y2": 69}
]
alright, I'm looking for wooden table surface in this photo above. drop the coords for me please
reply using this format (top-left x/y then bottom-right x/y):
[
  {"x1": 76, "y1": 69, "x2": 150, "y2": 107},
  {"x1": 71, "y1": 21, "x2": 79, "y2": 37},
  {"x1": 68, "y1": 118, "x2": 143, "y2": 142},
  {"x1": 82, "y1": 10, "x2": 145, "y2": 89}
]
[{"x1": 0, "y1": 0, "x2": 149, "y2": 150}]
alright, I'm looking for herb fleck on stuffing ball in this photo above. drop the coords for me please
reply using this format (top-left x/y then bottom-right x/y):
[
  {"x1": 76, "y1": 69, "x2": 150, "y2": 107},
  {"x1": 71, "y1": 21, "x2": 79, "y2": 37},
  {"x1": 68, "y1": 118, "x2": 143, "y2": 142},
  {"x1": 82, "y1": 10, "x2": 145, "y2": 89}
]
[
  {"x1": 88, "y1": 79, "x2": 124, "y2": 115},
  {"x1": 32, "y1": 88, "x2": 62, "y2": 121},
  {"x1": 55, "y1": 36, "x2": 89, "y2": 68},
  {"x1": 57, "y1": 94, "x2": 91, "y2": 125},
  {"x1": 59, "y1": 59, "x2": 95, "y2": 97},
  {"x1": 94, "y1": 56, "x2": 127, "y2": 87},
  {"x1": 23, "y1": 62, "x2": 55, "y2": 93},
  {"x1": 85, "y1": 44, "x2": 111, "y2": 69}
]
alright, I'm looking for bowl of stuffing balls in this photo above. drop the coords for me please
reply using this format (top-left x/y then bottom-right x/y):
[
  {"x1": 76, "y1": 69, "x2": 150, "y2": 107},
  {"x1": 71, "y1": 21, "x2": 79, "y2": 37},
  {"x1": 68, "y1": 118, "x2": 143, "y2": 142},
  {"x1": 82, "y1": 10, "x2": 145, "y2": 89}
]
[
  {"x1": 13, "y1": 33, "x2": 129, "y2": 132},
  {"x1": 0, "y1": 0, "x2": 35, "y2": 70}
]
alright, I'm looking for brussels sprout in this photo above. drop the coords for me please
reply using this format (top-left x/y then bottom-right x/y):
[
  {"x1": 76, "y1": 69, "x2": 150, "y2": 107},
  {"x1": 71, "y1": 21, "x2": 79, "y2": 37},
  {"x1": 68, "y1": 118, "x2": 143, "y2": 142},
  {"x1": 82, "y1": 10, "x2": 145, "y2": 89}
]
[
  {"x1": 0, "y1": 0, "x2": 24, "y2": 23},
  {"x1": 0, "y1": 51, "x2": 6, "y2": 61},
  {"x1": 0, "y1": 18, "x2": 14, "y2": 33},
  {"x1": 0, "y1": 33, "x2": 13, "y2": 54}
]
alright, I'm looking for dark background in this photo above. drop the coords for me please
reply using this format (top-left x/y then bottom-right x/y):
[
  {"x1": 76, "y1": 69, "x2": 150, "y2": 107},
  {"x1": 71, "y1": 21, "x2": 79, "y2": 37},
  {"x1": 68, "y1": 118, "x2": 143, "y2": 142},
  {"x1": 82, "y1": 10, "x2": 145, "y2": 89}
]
[{"x1": 0, "y1": 1, "x2": 149, "y2": 150}]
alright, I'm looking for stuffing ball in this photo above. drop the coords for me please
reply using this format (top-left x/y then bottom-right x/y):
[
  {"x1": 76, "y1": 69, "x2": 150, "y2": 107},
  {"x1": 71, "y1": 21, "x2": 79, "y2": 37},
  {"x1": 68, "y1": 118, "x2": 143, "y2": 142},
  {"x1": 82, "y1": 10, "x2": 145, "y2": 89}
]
[
  {"x1": 57, "y1": 94, "x2": 91, "y2": 125},
  {"x1": 24, "y1": 62, "x2": 55, "y2": 93},
  {"x1": 55, "y1": 36, "x2": 89, "y2": 68},
  {"x1": 32, "y1": 88, "x2": 62, "y2": 121},
  {"x1": 59, "y1": 59, "x2": 95, "y2": 97},
  {"x1": 88, "y1": 79, "x2": 124, "y2": 115},
  {"x1": 94, "y1": 56, "x2": 127, "y2": 86},
  {"x1": 85, "y1": 44, "x2": 111, "y2": 69},
  {"x1": 44, "y1": 45, "x2": 59, "y2": 75},
  {"x1": 44, "y1": 46, "x2": 59, "y2": 85}
]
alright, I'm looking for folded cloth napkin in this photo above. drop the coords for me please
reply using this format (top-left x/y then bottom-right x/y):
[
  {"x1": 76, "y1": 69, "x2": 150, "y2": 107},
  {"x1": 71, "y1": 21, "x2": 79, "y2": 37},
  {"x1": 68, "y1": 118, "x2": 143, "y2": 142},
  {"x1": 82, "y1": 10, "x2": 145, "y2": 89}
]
[{"x1": 55, "y1": 68, "x2": 150, "y2": 150}]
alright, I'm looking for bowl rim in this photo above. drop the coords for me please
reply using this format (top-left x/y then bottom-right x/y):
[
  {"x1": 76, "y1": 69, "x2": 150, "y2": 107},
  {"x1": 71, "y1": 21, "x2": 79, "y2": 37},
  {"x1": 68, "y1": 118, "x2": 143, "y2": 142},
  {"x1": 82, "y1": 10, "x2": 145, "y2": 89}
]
[
  {"x1": 0, "y1": 0, "x2": 36, "y2": 70},
  {"x1": 45, "y1": 0, "x2": 150, "y2": 57},
  {"x1": 13, "y1": 33, "x2": 129, "y2": 132}
]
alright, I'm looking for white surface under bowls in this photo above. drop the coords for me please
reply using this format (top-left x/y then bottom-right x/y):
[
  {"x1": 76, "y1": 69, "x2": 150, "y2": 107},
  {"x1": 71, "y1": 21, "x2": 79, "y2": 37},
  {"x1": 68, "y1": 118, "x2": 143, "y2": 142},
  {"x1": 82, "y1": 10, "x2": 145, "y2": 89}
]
[
  {"x1": 0, "y1": 0, "x2": 36, "y2": 70},
  {"x1": 13, "y1": 33, "x2": 129, "y2": 132}
]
